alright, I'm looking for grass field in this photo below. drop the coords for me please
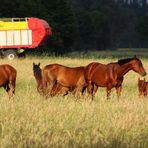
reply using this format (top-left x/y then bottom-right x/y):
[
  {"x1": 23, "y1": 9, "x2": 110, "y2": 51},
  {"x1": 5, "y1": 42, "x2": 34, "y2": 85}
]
[{"x1": 0, "y1": 50, "x2": 148, "y2": 148}]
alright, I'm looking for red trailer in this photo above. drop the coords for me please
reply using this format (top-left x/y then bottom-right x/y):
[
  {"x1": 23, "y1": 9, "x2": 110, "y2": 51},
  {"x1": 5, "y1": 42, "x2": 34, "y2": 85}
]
[{"x1": 0, "y1": 17, "x2": 52, "y2": 59}]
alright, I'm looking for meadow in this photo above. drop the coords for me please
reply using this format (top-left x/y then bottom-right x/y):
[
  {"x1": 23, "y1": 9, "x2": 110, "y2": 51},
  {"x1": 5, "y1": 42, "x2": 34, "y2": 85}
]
[{"x1": 0, "y1": 49, "x2": 148, "y2": 148}]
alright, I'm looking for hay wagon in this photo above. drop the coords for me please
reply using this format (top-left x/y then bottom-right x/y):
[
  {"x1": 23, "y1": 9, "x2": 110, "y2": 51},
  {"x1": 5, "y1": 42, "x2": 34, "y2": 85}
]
[{"x1": 0, "y1": 17, "x2": 52, "y2": 59}]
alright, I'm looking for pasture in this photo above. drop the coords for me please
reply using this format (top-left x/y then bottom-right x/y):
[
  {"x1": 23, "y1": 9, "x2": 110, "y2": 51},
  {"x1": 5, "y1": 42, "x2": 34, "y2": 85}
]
[{"x1": 0, "y1": 50, "x2": 148, "y2": 148}]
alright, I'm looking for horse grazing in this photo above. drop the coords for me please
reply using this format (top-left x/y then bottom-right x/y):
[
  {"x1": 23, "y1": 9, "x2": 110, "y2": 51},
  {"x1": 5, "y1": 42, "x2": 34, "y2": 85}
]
[
  {"x1": 0, "y1": 64, "x2": 17, "y2": 98},
  {"x1": 33, "y1": 62, "x2": 70, "y2": 96},
  {"x1": 84, "y1": 56, "x2": 146, "y2": 100},
  {"x1": 42, "y1": 64, "x2": 86, "y2": 96},
  {"x1": 138, "y1": 78, "x2": 148, "y2": 97}
]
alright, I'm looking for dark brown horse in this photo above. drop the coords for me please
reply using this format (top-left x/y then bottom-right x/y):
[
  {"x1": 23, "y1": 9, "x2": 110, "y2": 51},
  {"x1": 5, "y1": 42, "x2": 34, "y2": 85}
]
[
  {"x1": 138, "y1": 78, "x2": 148, "y2": 97},
  {"x1": 0, "y1": 64, "x2": 17, "y2": 98},
  {"x1": 42, "y1": 64, "x2": 86, "y2": 96},
  {"x1": 84, "y1": 56, "x2": 146, "y2": 100},
  {"x1": 33, "y1": 62, "x2": 44, "y2": 94}
]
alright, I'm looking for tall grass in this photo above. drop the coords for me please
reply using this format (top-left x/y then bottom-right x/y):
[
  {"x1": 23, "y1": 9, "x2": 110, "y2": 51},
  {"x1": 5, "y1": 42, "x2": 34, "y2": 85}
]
[{"x1": 0, "y1": 55, "x2": 148, "y2": 148}]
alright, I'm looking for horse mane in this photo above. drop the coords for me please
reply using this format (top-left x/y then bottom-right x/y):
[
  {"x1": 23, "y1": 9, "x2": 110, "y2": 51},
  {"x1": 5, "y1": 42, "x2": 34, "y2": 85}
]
[{"x1": 118, "y1": 57, "x2": 135, "y2": 66}]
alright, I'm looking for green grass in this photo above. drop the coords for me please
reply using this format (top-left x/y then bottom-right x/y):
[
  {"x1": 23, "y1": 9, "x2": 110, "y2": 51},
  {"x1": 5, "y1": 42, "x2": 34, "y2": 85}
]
[{"x1": 0, "y1": 51, "x2": 148, "y2": 148}]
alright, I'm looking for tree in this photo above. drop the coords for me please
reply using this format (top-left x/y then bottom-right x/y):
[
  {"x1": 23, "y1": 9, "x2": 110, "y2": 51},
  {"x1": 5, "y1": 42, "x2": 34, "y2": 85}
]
[
  {"x1": 136, "y1": 16, "x2": 148, "y2": 40},
  {"x1": 42, "y1": 0, "x2": 79, "y2": 53}
]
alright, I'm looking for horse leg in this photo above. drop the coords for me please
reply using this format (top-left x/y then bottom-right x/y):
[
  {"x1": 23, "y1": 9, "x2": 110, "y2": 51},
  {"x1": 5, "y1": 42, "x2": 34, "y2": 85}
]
[
  {"x1": 59, "y1": 86, "x2": 69, "y2": 96},
  {"x1": 92, "y1": 84, "x2": 98, "y2": 99},
  {"x1": 45, "y1": 80, "x2": 56, "y2": 97},
  {"x1": 46, "y1": 81, "x2": 54, "y2": 96},
  {"x1": 3, "y1": 83, "x2": 10, "y2": 93},
  {"x1": 87, "y1": 81, "x2": 94, "y2": 99},
  {"x1": 49, "y1": 81, "x2": 68, "y2": 96},
  {"x1": 3, "y1": 84, "x2": 8, "y2": 91},
  {"x1": 82, "y1": 86, "x2": 86, "y2": 95},
  {"x1": 145, "y1": 85, "x2": 148, "y2": 96},
  {"x1": 50, "y1": 83, "x2": 61, "y2": 96},
  {"x1": 115, "y1": 85, "x2": 122, "y2": 100},
  {"x1": 3, "y1": 81, "x2": 14, "y2": 99},
  {"x1": 138, "y1": 89, "x2": 143, "y2": 97},
  {"x1": 79, "y1": 86, "x2": 86, "y2": 97},
  {"x1": 8, "y1": 80, "x2": 15, "y2": 99},
  {"x1": 49, "y1": 83, "x2": 56, "y2": 96},
  {"x1": 42, "y1": 74, "x2": 54, "y2": 96},
  {"x1": 106, "y1": 87, "x2": 111, "y2": 100}
]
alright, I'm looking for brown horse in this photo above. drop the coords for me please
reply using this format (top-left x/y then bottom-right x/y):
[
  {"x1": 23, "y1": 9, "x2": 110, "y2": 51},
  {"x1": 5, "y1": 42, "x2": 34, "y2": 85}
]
[
  {"x1": 42, "y1": 64, "x2": 86, "y2": 96},
  {"x1": 33, "y1": 63, "x2": 70, "y2": 96},
  {"x1": 33, "y1": 62, "x2": 44, "y2": 94},
  {"x1": 138, "y1": 78, "x2": 148, "y2": 97},
  {"x1": 84, "y1": 56, "x2": 146, "y2": 100},
  {"x1": 0, "y1": 64, "x2": 17, "y2": 98}
]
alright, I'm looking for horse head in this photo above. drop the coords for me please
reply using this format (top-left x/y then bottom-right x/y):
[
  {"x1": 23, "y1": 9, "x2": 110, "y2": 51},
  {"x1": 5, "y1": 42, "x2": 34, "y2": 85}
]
[
  {"x1": 130, "y1": 56, "x2": 146, "y2": 77},
  {"x1": 33, "y1": 62, "x2": 42, "y2": 79},
  {"x1": 33, "y1": 62, "x2": 41, "y2": 72}
]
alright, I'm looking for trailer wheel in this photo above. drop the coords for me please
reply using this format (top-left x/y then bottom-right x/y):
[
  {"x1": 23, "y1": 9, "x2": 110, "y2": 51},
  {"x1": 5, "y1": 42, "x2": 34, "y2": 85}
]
[{"x1": 3, "y1": 50, "x2": 18, "y2": 60}]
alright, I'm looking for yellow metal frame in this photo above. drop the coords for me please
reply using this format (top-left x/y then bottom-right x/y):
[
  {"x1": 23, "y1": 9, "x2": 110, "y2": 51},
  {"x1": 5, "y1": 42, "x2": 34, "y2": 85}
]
[{"x1": 0, "y1": 18, "x2": 28, "y2": 30}]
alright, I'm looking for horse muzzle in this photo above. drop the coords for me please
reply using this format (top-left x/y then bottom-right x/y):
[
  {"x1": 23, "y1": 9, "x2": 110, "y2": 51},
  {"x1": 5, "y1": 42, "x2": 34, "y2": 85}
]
[{"x1": 141, "y1": 72, "x2": 147, "y2": 77}]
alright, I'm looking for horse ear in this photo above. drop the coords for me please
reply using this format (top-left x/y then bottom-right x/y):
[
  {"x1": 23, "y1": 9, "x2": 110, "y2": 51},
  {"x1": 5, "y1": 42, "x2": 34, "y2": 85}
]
[
  {"x1": 134, "y1": 55, "x2": 137, "y2": 58},
  {"x1": 33, "y1": 62, "x2": 35, "y2": 66},
  {"x1": 38, "y1": 63, "x2": 40, "y2": 66}
]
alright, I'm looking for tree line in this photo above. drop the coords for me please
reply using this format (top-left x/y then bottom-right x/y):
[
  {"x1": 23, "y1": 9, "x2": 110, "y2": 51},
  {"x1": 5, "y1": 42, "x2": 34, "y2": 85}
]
[{"x1": 0, "y1": 0, "x2": 148, "y2": 54}]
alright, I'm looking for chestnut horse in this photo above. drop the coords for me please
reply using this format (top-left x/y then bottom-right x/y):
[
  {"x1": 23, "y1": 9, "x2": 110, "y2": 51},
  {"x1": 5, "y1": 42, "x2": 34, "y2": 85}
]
[
  {"x1": 33, "y1": 63, "x2": 74, "y2": 96},
  {"x1": 138, "y1": 78, "x2": 148, "y2": 97},
  {"x1": 84, "y1": 56, "x2": 146, "y2": 100},
  {"x1": 42, "y1": 64, "x2": 86, "y2": 96},
  {"x1": 0, "y1": 64, "x2": 17, "y2": 98}
]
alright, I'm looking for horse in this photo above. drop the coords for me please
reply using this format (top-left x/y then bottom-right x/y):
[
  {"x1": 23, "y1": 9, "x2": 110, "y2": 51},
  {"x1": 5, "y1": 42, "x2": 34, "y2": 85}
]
[
  {"x1": 42, "y1": 63, "x2": 87, "y2": 96},
  {"x1": 33, "y1": 62, "x2": 44, "y2": 95},
  {"x1": 138, "y1": 78, "x2": 148, "y2": 97},
  {"x1": 33, "y1": 62, "x2": 70, "y2": 96},
  {"x1": 84, "y1": 56, "x2": 146, "y2": 100},
  {"x1": 0, "y1": 64, "x2": 17, "y2": 98}
]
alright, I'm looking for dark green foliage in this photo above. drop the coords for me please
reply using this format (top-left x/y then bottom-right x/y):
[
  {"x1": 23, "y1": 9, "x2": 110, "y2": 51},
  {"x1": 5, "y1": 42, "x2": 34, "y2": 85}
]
[
  {"x1": 136, "y1": 16, "x2": 148, "y2": 40},
  {"x1": 72, "y1": 0, "x2": 148, "y2": 50}
]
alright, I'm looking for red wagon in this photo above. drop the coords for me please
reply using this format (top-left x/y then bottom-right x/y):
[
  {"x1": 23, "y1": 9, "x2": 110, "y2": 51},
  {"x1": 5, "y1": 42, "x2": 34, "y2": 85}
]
[{"x1": 0, "y1": 17, "x2": 52, "y2": 59}]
